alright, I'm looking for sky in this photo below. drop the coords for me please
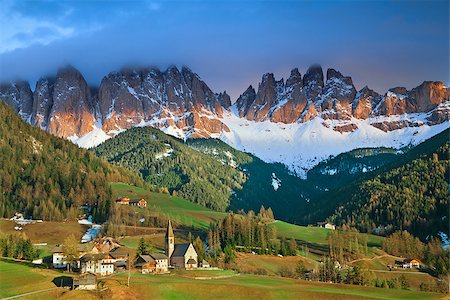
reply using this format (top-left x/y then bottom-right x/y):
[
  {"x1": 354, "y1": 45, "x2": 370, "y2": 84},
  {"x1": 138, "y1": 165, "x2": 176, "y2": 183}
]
[{"x1": 0, "y1": 0, "x2": 448, "y2": 100}]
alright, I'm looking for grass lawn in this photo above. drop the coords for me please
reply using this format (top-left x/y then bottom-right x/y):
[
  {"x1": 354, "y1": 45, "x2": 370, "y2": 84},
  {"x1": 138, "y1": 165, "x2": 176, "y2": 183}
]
[
  {"x1": 271, "y1": 220, "x2": 330, "y2": 245},
  {"x1": 236, "y1": 252, "x2": 319, "y2": 275},
  {"x1": 0, "y1": 219, "x2": 88, "y2": 259},
  {"x1": 111, "y1": 183, "x2": 226, "y2": 229},
  {"x1": 0, "y1": 259, "x2": 60, "y2": 298},
  {"x1": 0, "y1": 259, "x2": 443, "y2": 300},
  {"x1": 102, "y1": 271, "x2": 443, "y2": 300}
]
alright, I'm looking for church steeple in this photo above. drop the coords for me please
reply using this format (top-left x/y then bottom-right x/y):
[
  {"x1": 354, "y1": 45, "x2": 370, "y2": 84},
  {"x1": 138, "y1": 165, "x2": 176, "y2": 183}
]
[{"x1": 165, "y1": 219, "x2": 175, "y2": 260}]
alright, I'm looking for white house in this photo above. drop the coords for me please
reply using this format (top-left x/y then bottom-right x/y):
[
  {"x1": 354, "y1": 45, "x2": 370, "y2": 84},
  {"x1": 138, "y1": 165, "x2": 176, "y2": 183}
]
[{"x1": 80, "y1": 253, "x2": 116, "y2": 276}]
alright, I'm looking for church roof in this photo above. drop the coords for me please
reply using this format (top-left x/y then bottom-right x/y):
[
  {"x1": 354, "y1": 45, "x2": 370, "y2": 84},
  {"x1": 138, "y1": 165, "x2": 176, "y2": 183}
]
[
  {"x1": 172, "y1": 243, "x2": 191, "y2": 257},
  {"x1": 166, "y1": 220, "x2": 174, "y2": 239}
]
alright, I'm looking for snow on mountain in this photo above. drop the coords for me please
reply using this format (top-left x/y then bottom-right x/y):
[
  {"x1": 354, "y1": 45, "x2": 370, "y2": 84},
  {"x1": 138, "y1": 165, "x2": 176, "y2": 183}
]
[{"x1": 219, "y1": 107, "x2": 450, "y2": 178}]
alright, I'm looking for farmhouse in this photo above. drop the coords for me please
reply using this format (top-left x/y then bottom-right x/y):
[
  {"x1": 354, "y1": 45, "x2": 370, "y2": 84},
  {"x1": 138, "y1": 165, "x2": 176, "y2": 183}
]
[
  {"x1": 317, "y1": 222, "x2": 336, "y2": 230},
  {"x1": 115, "y1": 197, "x2": 130, "y2": 205},
  {"x1": 135, "y1": 254, "x2": 169, "y2": 273},
  {"x1": 80, "y1": 253, "x2": 116, "y2": 276},
  {"x1": 166, "y1": 220, "x2": 198, "y2": 269},
  {"x1": 130, "y1": 199, "x2": 147, "y2": 208},
  {"x1": 51, "y1": 244, "x2": 91, "y2": 269},
  {"x1": 401, "y1": 258, "x2": 421, "y2": 269},
  {"x1": 73, "y1": 273, "x2": 97, "y2": 290},
  {"x1": 115, "y1": 197, "x2": 147, "y2": 208}
]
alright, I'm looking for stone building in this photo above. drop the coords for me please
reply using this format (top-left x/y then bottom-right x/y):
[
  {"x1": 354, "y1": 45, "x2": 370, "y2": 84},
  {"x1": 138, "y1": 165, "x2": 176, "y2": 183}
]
[{"x1": 165, "y1": 220, "x2": 198, "y2": 269}]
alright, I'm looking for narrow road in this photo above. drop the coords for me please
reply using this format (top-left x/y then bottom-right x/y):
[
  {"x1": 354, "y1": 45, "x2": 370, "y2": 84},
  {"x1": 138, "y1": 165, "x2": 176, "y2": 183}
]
[
  {"x1": 348, "y1": 254, "x2": 400, "y2": 264},
  {"x1": 1, "y1": 287, "x2": 59, "y2": 300},
  {"x1": 368, "y1": 269, "x2": 429, "y2": 275}
]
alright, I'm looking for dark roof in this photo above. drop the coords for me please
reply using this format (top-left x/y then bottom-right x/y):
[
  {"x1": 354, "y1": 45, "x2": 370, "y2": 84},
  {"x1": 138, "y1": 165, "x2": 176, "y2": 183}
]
[
  {"x1": 150, "y1": 253, "x2": 168, "y2": 260},
  {"x1": 135, "y1": 255, "x2": 155, "y2": 267},
  {"x1": 80, "y1": 253, "x2": 113, "y2": 262},
  {"x1": 172, "y1": 244, "x2": 190, "y2": 257},
  {"x1": 186, "y1": 258, "x2": 197, "y2": 264}
]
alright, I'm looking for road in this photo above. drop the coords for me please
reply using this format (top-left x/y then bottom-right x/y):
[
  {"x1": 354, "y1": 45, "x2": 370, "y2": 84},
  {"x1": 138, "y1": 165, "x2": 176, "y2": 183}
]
[{"x1": 1, "y1": 287, "x2": 59, "y2": 300}]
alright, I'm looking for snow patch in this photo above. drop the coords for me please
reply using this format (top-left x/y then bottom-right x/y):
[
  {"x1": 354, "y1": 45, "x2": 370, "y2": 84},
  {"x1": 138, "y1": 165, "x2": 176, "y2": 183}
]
[{"x1": 271, "y1": 173, "x2": 281, "y2": 191}]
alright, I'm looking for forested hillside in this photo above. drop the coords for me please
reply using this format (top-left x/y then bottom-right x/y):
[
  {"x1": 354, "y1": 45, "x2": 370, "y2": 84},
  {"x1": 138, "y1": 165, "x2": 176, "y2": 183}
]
[
  {"x1": 329, "y1": 141, "x2": 449, "y2": 238},
  {"x1": 0, "y1": 101, "x2": 144, "y2": 222},
  {"x1": 93, "y1": 127, "x2": 247, "y2": 211}
]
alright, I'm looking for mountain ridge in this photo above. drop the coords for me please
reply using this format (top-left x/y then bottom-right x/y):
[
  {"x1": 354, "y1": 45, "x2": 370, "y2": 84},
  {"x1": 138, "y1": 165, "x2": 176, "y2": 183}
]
[{"x1": 1, "y1": 64, "x2": 449, "y2": 176}]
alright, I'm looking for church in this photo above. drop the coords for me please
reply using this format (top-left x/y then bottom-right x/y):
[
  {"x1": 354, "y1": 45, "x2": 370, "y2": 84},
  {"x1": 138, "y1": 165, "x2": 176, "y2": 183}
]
[{"x1": 165, "y1": 220, "x2": 198, "y2": 269}]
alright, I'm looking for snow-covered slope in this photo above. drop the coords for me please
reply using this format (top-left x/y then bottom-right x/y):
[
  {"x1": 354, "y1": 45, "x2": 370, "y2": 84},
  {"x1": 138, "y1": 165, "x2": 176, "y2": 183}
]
[
  {"x1": 218, "y1": 105, "x2": 450, "y2": 178},
  {"x1": 68, "y1": 102, "x2": 449, "y2": 178}
]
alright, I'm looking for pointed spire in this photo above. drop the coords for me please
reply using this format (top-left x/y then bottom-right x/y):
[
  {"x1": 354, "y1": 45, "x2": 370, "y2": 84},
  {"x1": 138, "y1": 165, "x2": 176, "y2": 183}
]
[{"x1": 166, "y1": 219, "x2": 174, "y2": 239}]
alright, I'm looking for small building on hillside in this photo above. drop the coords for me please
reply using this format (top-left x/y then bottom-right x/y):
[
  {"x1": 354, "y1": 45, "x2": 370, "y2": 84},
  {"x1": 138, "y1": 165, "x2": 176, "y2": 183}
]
[
  {"x1": 401, "y1": 258, "x2": 420, "y2": 269},
  {"x1": 115, "y1": 197, "x2": 130, "y2": 205},
  {"x1": 166, "y1": 220, "x2": 198, "y2": 269},
  {"x1": 80, "y1": 253, "x2": 116, "y2": 276},
  {"x1": 73, "y1": 273, "x2": 97, "y2": 290},
  {"x1": 317, "y1": 222, "x2": 336, "y2": 230},
  {"x1": 130, "y1": 199, "x2": 147, "y2": 208},
  {"x1": 135, "y1": 254, "x2": 169, "y2": 273}
]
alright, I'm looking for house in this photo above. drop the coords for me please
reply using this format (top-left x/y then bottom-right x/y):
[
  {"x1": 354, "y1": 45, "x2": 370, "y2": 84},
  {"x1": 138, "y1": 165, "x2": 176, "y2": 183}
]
[
  {"x1": 317, "y1": 222, "x2": 336, "y2": 230},
  {"x1": 401, "y1": 258, "x2": 420, "y2": 269},
  {"x1": 52, "y1": 244, "x2": 91, "y2": 269},
  {"x1": 73, "y1": 273, "x2": 97, "y2": 290},
  {"x1": 115, "y1": 197, "x2": 130, "y2": 205},
  {"x1": 130, "y1": 199, "x2": 147, "y2": 208},
  {"x1": 135, "y1": 255, "x2": 156, "y2": 274},
  {"x1": 109, "y1": 248, "x2": 129, "y2": 269},
  {"x1": 135, "y1": 254, "x2": 168, "y2": 274},
  {"x1": 80, "y1": 253, "x2": 116, "y2": 276},
  {"x1": 166, "y1": 220, "x2": 198, "y2": 269}
]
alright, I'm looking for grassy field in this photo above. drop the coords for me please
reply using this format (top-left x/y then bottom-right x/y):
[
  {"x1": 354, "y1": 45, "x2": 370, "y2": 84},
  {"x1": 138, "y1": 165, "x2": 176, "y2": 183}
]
[
  {"x1": 111, "y1": 183, "x2": 226, "y2": 229},
  {"x1": 0, "y1": 219, "x2": 88, "y2": 258},
  {"x1": 103, "y1": 270, "x2": 443, "y2": 300},
  {"x1": 236, "y1": 252, "x2": 319, "y2": 275},
  {"x1": 0, "y1": 259, "x2": 443, "y2": 300}
]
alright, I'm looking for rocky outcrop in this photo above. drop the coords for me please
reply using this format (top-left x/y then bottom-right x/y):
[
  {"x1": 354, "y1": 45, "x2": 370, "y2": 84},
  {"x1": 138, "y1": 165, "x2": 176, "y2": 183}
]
[
  {"x1": 234, "y1": 64, "x2": 449, "y2": 132},
  {"x1": 0, "y1": 81, "x2": 33, "y2": 121},
  {"x1": 0, "y1": 64, "x2": 448, "y2": 142},
  {"x1": 47, "y1": 66, "x2": 95, "y2": 138}
]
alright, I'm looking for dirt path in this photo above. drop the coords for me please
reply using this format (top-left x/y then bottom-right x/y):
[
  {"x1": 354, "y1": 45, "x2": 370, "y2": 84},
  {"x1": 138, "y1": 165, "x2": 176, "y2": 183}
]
[
  {"x1": 348, "y1": 254, "x2": 400, "y2": 264},
  {"x1": 1, "y1": 287, "x2": 58, "y2": 300},
  {"x1": 192, "y1": 273, "x2": 241, "y2": 280}
]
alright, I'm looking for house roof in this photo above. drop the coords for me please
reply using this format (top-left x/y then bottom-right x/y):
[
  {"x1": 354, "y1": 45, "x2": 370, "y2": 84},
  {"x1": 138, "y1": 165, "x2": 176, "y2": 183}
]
[
  {"x1": 186, "y1": 258, "x2": 197, "y2": 264},
  {"x1": 150, "y1": 253, "x2": 168, "y2": 260},
  {"x1": 172, "y1": 244, "x2": 191, "y2": 257},
  {"x1": 80, "y1": 253, "x2": 113, "y2": 262},
  {"x1": 135, "y1": 255, "x2": 155, "y2": 267}
]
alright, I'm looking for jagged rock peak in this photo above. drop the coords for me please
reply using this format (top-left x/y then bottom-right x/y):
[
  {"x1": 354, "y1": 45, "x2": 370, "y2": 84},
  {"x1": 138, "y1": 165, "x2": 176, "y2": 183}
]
[
  {"x1": 286, "y1": 68, "x2": 302, "y2": 88},
  {"x1": 303, "y1": 64, "x2": 324, "y2": 87}
]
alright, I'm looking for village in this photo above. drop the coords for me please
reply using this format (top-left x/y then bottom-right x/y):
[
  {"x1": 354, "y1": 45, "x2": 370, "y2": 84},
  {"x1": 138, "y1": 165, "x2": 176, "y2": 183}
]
[{"x1": 0, "y1": 189, "x2": 442, "y2": 298}]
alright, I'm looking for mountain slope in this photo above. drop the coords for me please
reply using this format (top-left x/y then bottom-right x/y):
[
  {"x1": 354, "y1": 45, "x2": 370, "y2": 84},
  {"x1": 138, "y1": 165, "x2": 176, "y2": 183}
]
[
  {"x1": 1, "y1": 64, "x2": 448, "y2": 177},
  {"x1": 93, "y1": 127, "x2": 247, "y2": 211},
  {"x1": 0, "y1": 100, "x2": 143, "y2": 222},
  {"x1": 300, "y1": 130, "x2": 450, "y2": 234},
  {"x1": 328, "y1": 136, "x2": 449, "y2": 239}
]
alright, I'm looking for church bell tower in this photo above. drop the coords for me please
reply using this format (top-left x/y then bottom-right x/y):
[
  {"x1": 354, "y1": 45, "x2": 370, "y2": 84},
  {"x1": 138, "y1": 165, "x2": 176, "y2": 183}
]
[{"x1": 165, "y1": 219, "x2": 175, "y2": 260}]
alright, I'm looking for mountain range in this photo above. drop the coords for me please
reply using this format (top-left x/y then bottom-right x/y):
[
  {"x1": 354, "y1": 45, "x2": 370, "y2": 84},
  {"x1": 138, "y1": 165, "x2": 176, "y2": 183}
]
[{"x1": 1, "y1": 64, "x2": 449, "y2": 176}]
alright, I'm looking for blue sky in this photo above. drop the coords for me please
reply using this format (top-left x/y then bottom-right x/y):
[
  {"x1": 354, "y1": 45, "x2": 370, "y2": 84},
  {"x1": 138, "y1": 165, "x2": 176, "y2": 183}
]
[{"x1": 0, "y1": 0, "x2": 448, "y2": 100}]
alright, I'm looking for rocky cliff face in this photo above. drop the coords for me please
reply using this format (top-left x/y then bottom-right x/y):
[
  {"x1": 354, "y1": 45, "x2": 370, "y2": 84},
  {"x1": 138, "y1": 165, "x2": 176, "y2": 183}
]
[
  {"x1": 0, "y1": 64, "x2": 448, "y2": 143},
  {"x1": 234, "y1": 64, "x2": 449, "y2": 132}
]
